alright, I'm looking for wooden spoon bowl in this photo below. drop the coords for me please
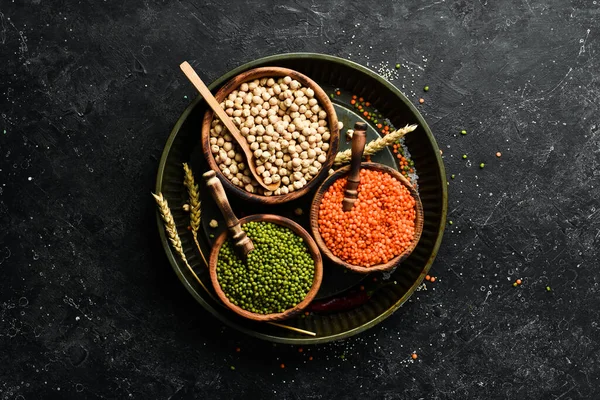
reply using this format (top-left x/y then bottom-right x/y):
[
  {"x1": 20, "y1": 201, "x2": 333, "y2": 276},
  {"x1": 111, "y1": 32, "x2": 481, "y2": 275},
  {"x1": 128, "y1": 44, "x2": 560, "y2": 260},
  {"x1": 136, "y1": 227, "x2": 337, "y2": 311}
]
[
  {"x1": 201, "y1": 66, "x2": 340, "y2": 205},
  {"x1": 209, "y1": 214, "x2": 324, "y2": 322},
  {"x1": 309, "y1": 162, "x2": 424, "y2": 274}
]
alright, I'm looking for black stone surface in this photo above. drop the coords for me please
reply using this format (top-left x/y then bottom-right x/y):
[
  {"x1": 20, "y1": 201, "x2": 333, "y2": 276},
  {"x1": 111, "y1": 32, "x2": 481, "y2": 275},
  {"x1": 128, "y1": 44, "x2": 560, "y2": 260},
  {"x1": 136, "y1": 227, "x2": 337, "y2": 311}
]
[{"x1": 1, "y1": 1, "x2": 599, "y2": 399}]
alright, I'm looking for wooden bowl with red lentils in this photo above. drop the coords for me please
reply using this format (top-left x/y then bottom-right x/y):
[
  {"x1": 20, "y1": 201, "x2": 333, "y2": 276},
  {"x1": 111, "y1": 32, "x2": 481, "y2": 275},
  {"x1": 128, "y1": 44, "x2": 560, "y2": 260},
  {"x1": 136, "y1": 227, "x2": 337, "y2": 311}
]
[{"x1": 309, "y1": 162, "x2": 424, "y2": 273}]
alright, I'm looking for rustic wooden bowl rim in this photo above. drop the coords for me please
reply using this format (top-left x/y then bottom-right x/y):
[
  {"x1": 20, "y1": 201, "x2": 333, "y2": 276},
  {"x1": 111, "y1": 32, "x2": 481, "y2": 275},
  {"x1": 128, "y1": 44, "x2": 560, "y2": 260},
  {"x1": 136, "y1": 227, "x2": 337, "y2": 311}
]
[
  {"x1": 201, "y1": 66, "x2": 340, "y2": 204},
  {"x1": 310, "y1": 162, "x2": 425, "y2": 274},
  {"x1": 209, "y1": 214, "x2": 324, "y2": 322}
]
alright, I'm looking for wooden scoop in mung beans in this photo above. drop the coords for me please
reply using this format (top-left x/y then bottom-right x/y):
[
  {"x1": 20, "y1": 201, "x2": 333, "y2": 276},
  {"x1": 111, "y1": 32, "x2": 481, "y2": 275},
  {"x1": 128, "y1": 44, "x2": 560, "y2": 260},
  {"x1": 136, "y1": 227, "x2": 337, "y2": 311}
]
[{"x1": 203, "y1": 170, "x2": 255, "y2": 258}]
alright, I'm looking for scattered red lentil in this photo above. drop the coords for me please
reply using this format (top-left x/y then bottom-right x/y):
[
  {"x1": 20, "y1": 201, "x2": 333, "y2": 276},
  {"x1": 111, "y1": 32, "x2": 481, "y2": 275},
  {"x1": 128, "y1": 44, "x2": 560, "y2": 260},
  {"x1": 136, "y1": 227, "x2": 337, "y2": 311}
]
[
  {"x1": 496, "y1": 152, "x2": 502, "y2": 157},
  {"x1": 365, "y1": 101, "x2": 371, "y2": 107},
  {"x1": 359, "y1": 97, "x2": 364, "y2": 102},
  {"x1": 309, "y1": 356, "x2": 313, "y2": 361},
  {"x1": 280, "y1": 363, "x2": 285, "y2": 369},
  {"x1": 318, "y1": 169, "x2": 416, "y2": 267},
  {"x1": 352, "y1": 95, "x2": 357, "y2": 99},
  {"x1": 298, "y1": 348, "x2": 303, "y2": 353},
  {"x1": 516, "y1": 279, "x2": 522, "y2": 285},
  {"x1": 235, "y1": 347, "x2": 241, "y2": 352},
  {"x1": 430, "y1": 277, "x2": 436, "y2": 283},
  {"x1": 419, "y1": 98, "x2": 425, "y2": 104},
  {"x1": 411, "y1": 353, "x2": 418, "y2": 360},
  {"x1": 350, "y1": 99, "x2": 356, "y2": 105},
  {"x1": 425, "y1": 275, "x2": 431, "y2": 281},
  {"x1": 336, "y1": 90, "x2": 341, "y2": 96}
]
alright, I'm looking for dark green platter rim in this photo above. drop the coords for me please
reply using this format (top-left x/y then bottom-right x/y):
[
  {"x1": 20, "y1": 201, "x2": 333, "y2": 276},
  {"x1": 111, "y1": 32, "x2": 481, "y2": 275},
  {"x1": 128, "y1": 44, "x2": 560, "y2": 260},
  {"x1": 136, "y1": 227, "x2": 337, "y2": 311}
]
[{"x1": 155, "y1": 53, "x2": 448, "y2": 344}]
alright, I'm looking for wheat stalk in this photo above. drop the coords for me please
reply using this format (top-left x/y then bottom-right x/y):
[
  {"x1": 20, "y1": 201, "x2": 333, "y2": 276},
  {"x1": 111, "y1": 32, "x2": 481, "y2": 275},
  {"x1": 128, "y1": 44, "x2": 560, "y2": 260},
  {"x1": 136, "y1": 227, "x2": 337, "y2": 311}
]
[
  {"x1": 153, "y1": 191, "x2": 316, "y2": 337},
  {"x1": 152, "y1": 192, "x2": 210, "y2": 293},
  {"x1": 182, "y1": 163, "x2": 204, "y2": 261},
  {"x1": 334, "y1": 124, "x2": 418, "y2": 166}
]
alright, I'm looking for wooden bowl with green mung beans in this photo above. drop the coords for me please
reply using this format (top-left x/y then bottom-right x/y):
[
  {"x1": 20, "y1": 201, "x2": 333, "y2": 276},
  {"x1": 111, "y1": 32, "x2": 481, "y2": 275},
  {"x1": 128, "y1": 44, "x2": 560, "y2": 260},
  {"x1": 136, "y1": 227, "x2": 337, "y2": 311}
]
[
  {"x1": 201, "y1": 67, "x2": 340, "y2": 205},
  {"x1": 208, "y1": 214, "x2": 323, "y2": 322}
]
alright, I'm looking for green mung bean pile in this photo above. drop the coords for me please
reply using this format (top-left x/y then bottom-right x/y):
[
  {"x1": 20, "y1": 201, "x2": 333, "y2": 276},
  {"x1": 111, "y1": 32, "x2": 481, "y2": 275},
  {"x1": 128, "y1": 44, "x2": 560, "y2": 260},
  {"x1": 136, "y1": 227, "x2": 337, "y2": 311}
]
[{"x1": 216, "y1": 221, "x2": 315, "y2": 314}]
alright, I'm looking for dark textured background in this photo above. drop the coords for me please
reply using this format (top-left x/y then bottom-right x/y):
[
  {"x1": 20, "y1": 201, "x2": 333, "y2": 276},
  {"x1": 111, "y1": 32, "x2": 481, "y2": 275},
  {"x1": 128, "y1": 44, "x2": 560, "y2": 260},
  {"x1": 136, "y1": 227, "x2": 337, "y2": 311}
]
[{"x1": 1, "y1": 0, "x2": 599, "y2": 399}]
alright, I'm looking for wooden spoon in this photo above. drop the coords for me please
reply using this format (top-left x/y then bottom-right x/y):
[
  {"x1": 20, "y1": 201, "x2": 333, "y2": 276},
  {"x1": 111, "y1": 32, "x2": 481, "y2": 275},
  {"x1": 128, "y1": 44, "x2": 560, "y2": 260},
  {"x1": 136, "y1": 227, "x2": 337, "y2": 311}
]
[
  {"x1": 181, "y1": 61, "x2": 280, "y2": 192},
  {"x1": 203, "y1": 170, "x2": 255, "y2": 258},
  {"x1": 342, "y1": 122, "x2": 367, "y2": 211}
]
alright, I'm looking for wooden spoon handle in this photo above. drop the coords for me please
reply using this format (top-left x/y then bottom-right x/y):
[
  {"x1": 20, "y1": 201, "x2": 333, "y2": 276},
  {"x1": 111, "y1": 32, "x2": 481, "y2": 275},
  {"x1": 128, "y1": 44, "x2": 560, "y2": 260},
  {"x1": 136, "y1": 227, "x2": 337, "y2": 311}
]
[
  {"x1": 180, "y1": 62, "x2": 248, "y2": 149},
  {"x1": 180, "y1": 61, "x2": 280, "y2": 192},
  {"x1": 203, "y1": 170, "x2": 254, "y2": 258},
  {"x1": 342, "y1": 122, "x2": 367, "y2": 211}
]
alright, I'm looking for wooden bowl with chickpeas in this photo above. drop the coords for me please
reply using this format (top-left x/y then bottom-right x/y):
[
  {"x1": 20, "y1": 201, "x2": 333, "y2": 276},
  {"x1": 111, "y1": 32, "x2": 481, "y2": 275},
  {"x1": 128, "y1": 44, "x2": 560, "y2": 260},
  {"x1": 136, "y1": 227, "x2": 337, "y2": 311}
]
[{"x1": 201, "y1": 67, "x2": 340, "y2": 204}]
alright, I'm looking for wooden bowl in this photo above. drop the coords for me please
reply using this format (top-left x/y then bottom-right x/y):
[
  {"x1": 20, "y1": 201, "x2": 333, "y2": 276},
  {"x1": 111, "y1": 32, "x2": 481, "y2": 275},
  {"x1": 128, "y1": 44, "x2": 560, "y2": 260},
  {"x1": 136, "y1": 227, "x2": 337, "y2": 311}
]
[
  {"x1": 201, "y1": 67, "x2": 340, "y2": 204},
  {"x1": 209, "y1": 214, "x2": 324, "y2": 322},
  {"x1": 309, "y1": 162, "x2": 424, "y2": 274}
]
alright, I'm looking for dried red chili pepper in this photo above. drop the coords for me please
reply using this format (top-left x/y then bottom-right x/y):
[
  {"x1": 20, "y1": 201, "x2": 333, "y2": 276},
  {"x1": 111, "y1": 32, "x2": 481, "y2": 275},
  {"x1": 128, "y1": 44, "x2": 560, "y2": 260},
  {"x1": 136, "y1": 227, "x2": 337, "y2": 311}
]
[{"x1": 307, "y1": 290, "x2": 371, "y2": 313}]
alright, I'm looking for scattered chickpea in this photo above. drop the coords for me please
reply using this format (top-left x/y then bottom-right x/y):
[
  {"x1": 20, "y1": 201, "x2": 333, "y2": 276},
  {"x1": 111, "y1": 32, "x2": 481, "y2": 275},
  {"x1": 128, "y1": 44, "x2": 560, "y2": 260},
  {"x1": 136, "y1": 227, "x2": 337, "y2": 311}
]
[{"x1": 209, "y1": 219, "x2": 219, "y2": 228}]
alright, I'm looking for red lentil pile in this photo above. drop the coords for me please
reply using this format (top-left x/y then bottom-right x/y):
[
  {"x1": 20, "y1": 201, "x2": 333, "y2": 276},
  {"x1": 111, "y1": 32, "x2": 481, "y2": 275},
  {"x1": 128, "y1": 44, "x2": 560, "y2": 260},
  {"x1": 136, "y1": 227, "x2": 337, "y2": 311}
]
[{"x1": 318, "y1": 169, "x2": 416, "y2": 267}]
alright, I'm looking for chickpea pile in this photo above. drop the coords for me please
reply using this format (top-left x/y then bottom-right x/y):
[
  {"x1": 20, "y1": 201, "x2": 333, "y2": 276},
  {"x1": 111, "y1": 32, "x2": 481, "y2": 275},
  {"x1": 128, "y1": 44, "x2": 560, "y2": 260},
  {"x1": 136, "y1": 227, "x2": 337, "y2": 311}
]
[{"x1": 209, "y1": 76, "x2": 331, "y2": 196}]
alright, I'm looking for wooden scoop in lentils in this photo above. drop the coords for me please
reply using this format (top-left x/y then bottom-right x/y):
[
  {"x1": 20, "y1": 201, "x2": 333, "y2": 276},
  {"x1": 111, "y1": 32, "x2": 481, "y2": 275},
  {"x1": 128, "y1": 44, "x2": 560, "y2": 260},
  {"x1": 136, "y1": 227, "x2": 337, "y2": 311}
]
[
  {"x1": 216, "y1": 221, "x2": 315, "y2": 314},
  {"x1": 209, "y1": 76, "x2": 331, "y2": 196},
  {"x1": 318, "y1": 169, "x2": 416, "y2": 267}
]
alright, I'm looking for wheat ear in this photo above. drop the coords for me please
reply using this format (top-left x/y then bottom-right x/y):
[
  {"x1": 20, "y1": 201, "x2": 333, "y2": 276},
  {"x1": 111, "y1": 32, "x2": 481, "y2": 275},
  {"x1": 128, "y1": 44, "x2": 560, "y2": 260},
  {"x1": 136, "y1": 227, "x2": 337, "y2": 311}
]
[
  {"x1": 334, "y1": 124, "x2": 418, "y2": 166},
  {"x1": 182, "y1": 163, "x2": 205, "y2": 264},
  {"x1": 152, "y1": 192, "x2": 209, "y2": 293},
  {"x1": 154, "y1": 191, "x2": 317, "y2": 337}
]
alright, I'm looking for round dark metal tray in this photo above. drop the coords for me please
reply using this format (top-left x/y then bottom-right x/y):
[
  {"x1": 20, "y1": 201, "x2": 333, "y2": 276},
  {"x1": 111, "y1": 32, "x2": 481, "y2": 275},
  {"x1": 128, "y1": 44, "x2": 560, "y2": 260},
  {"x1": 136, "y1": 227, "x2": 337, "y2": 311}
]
[{"x1": 155, "y1": 53, "x2": 447, "y2": 344}]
